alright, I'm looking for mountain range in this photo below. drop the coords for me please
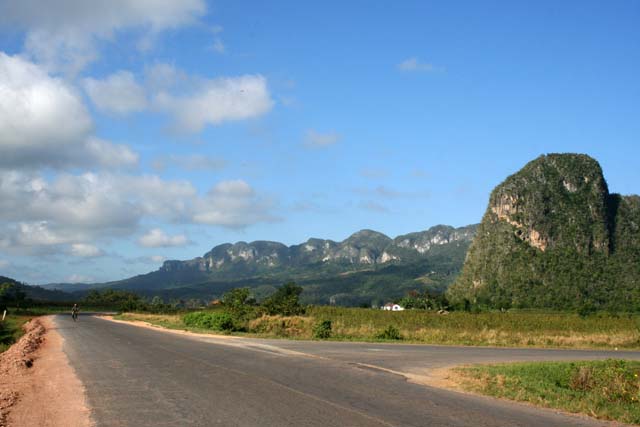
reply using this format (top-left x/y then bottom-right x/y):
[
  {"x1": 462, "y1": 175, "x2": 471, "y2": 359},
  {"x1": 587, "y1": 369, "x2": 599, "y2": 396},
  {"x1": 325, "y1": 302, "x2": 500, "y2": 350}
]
[
  {"x1": 19, "y1": 153, "x2": 640, "y2": 311},
  {"x1": 160, "y1": 225, "x2": 477, "y2": 277},
  {"x1": 44, "y1": 225, "x2": 477, "y2": 305}
]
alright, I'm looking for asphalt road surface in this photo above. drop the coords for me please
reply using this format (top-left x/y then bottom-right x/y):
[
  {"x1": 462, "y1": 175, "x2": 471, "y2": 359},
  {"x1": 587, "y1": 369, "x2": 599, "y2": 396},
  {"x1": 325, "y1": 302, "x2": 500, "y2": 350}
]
[{"x1": 54, "y1": 315, "x2": 640, "y2": 427}]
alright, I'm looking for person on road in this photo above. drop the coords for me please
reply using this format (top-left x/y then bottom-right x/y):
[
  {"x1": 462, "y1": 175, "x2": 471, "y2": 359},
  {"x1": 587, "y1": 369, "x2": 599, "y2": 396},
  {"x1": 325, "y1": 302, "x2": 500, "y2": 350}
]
[{"x1": 71, "y1": 304, "x2": 79, "y2": 321}]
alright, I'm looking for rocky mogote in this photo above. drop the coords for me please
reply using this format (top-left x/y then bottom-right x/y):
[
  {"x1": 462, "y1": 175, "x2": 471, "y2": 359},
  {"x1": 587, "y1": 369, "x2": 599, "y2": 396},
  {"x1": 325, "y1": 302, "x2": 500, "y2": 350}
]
[{"x1": 447, "y1": 153, "x2": 640, "y2": 312}]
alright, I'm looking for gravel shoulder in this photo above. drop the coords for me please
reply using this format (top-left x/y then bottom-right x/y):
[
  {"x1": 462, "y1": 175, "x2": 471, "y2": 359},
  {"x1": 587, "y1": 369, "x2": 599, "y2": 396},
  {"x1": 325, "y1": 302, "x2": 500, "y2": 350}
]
[{"x1": 0, "y1": 316, "x2": 92, "y2": 427}]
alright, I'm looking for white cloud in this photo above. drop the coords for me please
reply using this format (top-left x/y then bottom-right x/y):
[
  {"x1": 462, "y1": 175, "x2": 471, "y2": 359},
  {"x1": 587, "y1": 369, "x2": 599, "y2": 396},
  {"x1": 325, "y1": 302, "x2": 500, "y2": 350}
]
[
  {"x1": 397, "y1": 57, "x2": 442, "y2": 73},
  {"x1": 83, "y1": 71, "x2": 147, "y2": 114},
  {"x1": 304, "y1": 129, "x2": 341, "y2": 148},
  {"x1": 0, "y1": 52, "x2": 91, "y2": 152},
  {"x1": 138, "y1": 229, "x2": 189, "y2": 248},
  {"x1": 212, "y1": 38, "x2": 226, "y2": 54},
  {"x1": 144, "y1": 63, "x2": 188, "y2": 91},
  {"x1": 0, "y1": 171, "x2": 189, "y2": 251},
  {"x1": 0, "y1": 259, "x2": 9, "y2": 269},
  {"x1": 83, "y1": 137, "x2": 139, "y2": 168},
  {"x1": 0, "y1": 221, "x2": 80, "y2": 255},
  {"x1": 0, "y1": 171, "x2": 276, "y2": 253},
  {"x1": 0, "y1": 53, "x2": 138, "y2": 169},
  {"x1": 65, "y1": 274, "x2": 95, "y2": 283},
  {"x1": 193, "y1": 180, "x2": 278, "y2": 227},
  {"x1": 152, "y1": 154, "x2": 226, "y2": 172},
  {"x1": 358, "y1": 200, "x2": 390, "y2": 213},
  {"x1": 353, "y1": 185, "x2": 431, "y2": 199},
  {"x1": 360, "y1": 168, "x2": 389, "y2": 179},
  {"x1": 70, "y1": 243, "x2": 104, "y2": 257},
  {"x1": 154, "y1": 74, "x2": 274, "y2": 132},
  {"x1": 143, "y1": 64, "x2": 276, "y2": 132},
  {"x1": 150, "y1": 255, "x2": 166, "y2": 263},
  {"x1": 0, "y1": 0, "x2": 206, "y2": 73}
]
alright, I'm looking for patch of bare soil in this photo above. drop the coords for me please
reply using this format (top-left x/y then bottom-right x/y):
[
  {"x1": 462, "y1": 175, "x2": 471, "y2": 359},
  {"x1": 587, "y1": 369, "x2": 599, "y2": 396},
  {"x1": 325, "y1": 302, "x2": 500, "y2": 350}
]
[
  {"x1": 412, "y1": 366, "x2": 469, "y2": 391},
  {"x1": 0, "y1": 319, "x2": 45, "y2": 427},
  {"x1": 0, "y1": 317, "x2": 92, "y2": 427}
]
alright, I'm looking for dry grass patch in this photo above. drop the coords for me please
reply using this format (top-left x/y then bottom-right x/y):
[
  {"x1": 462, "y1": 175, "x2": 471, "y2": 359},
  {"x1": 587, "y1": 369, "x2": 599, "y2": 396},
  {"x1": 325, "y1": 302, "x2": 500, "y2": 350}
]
[
  {"x1": 248, "y1": 315, "x2": 316, "y2": 338},
  {"x1": 115, "y1": 308, "x2": 640, "y2": 349}
]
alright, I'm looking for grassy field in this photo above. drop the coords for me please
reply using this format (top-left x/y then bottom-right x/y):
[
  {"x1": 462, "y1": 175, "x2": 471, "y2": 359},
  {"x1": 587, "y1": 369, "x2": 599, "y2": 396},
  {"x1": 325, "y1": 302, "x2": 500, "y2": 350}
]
[
  {"x1": 453, "y1": 360, "x2": 640, "y2": 425},
  {"x1": 117, "y1": 306, "x2": 640, "y2": 349},
  {"x1": 0, "y1": 315, "x2": 31, "y2": 353}
]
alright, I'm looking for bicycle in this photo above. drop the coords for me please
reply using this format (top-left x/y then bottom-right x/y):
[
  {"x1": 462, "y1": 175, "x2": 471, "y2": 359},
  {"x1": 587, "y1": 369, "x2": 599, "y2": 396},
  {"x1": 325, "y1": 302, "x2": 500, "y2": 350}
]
[{"x1": 71, "y1": 304, "x2": 79, "y2": 321}]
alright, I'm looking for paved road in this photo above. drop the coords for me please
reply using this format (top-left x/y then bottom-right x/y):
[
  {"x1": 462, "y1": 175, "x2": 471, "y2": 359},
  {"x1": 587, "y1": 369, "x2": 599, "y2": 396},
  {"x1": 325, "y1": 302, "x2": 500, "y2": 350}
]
[{"x1": 54, "y1": 315, "x2": 640, "y2": 427}]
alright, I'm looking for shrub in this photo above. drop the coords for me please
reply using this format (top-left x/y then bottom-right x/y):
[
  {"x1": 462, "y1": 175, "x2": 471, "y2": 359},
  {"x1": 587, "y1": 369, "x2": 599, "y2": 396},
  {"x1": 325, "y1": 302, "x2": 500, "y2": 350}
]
[
  {"x1": 183, "y1": 311, "x2": 235, "y2": 331},
  {"x1": 248, "y1": 315, "x2": 313, "y2": 338},
  {"x1": 222, "y1": 288, "x2": 255, "y2": 319},
  {"x1": 313, "y1": 320, "x2": 332, "y2": 339},
  {"x1": 262, "y1": 282, "x2": 305, "y2": 316},
  {"x1": 376, "y1": 325, "x2": 402, "y2": 340}
]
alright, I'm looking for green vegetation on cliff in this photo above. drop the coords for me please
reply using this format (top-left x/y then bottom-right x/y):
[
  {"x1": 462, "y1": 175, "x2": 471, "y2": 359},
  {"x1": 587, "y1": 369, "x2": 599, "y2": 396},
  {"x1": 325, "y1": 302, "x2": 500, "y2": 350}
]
[{"x1": 448, "y1": 154, "x2": 640, "y2": 312}]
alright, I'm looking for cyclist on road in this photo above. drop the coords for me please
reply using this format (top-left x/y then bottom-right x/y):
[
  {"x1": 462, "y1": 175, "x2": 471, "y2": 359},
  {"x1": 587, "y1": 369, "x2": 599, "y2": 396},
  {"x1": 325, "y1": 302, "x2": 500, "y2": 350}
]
[{"x1": 71, "y1": 304, "x2": 79, "y2": 321}]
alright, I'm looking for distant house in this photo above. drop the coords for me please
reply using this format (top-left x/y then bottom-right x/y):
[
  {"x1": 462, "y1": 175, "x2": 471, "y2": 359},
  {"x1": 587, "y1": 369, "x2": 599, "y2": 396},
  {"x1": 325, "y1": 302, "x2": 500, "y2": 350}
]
[{"x1": 382, "y1": 303, "x2": 405, "y2": 311}]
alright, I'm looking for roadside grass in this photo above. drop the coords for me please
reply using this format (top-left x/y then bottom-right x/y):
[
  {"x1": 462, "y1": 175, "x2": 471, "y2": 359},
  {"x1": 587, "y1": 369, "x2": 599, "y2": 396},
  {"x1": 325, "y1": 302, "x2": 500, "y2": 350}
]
[
  {"x1": 0, "y1": 315, "x2": 32, "y2": 353},
  {"x1": 453, "y1": 360, "x2": 640, "y2": 425},
  {"x1": 116, "y1": 307, "x2": 640, "y2": 349}
]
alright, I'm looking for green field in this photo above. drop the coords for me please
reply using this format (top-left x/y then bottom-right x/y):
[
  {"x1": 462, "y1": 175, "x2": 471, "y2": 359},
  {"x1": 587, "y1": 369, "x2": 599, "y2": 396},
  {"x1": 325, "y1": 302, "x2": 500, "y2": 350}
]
[
  {"x1": 118, "y1": 307, "x2": 640, "y2": 349},
  {"x1": 0, "y1": 315, "x2": 31, "y2": 353},
  {"x1": 453, "y1": 360, "x2": 640, "y2": 425}
]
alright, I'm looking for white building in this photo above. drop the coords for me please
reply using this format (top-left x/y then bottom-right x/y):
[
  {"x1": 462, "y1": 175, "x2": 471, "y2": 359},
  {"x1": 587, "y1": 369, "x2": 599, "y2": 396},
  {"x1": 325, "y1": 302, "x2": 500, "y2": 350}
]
[{"x1": 382, "y1": 303, "x2": 405, "y2": 311}]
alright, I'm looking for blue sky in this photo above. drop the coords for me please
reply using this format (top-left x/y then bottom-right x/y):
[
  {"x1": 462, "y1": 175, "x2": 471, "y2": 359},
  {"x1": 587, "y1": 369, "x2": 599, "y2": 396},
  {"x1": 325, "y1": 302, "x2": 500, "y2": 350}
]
[{"x1": 0, "y1": 0, "x2": 638, "y2": 284}]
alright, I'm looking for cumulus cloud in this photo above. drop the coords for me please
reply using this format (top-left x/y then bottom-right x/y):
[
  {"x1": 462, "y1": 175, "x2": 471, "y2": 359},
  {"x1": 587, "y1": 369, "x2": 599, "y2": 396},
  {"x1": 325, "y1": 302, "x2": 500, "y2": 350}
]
[
  {"x1": 193, "y1": 180, "x2": 278, "y2": 227},
  {"x1": 0, "y1": 0, "x2": 206, "y2": 73},
  {"x1": 154, "y1": 74, "x2": 274, "y2": 132},
  {"x1": 138, "y1": 229, "x2": 189, "y2": 248},
  {"x1": 0, "y1": 171, "x2": 276, "y2": 253},
  {"x1": 0, "y1": 53, "x2": 138, "y2": 169},
  {"x1": 83, "y1": 71, "x2": 147, "y2": 114},
  {"x1": 304, "y1": 129, "x2": 341, "y2": 148},
  {"x1": 0, "y1": 221, "x2": 80, "y2": 255},
  {"x1": 397, "y1": 57, "x2": 443, "y2": 73},
  {"x1": 144, "y1": 63, "x2": 188, "y2": 91},
  {"x1": 70, "y1": 243, "x2": 104, "y2": 257},
  {"x1": 83, "y1": 138, "x2": 139, "y2": 168},
  {"x1": 0, "y1": 170, "x2": 189, "y2": 253},
  {"x1": 0, "y1": 52, "x2": 91, "y2": 151}
]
